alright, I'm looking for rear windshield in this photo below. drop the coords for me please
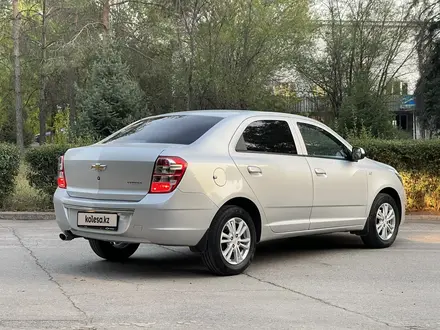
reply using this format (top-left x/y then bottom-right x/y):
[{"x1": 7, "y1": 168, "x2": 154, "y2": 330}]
[{"x1": 100, "y1": 115, "x2": 223, "y2": 145}]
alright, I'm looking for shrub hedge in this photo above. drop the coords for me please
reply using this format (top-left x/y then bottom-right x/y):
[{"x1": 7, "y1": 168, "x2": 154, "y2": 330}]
[
  {"x1": 401, "y1": 172, "x2": 440, "y2": 212},
  {"x1": 25, "y1": 144, "x2": 74, "y2": 196},
  {"x1": 352, "y1": 139, "x2": 440, "y2": 212},
  {"x1": 351, "y1": 139, "x2": 440, "y2": 174},
  {"x1": 21, "y1": 139, "x2": 440, "y2": 212},
  {"x1": 0, "y1": 144, "x2": 21, "y2": 207}
]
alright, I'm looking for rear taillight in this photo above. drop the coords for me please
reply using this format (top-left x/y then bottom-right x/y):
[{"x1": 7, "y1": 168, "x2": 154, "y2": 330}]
[
  {"x1": 57, "y1": 155, "x2": 67, "y2": 189},
  {"x1": 150, "y1": 156, "x2": 187, "y2": 193}
]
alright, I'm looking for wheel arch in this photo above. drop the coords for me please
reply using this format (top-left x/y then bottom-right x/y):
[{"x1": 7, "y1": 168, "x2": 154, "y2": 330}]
[
  {"x1": 377, "y1": 187, "x2": 402, "y2": 222},
  {"x1": 222, "y1": 197, "x2": 262, "y2": 243},
  {"x1": 356, "y1": 186, "x2": 403, "y2": 237},
  {"x1": 191, "y1": 196, "x2": 263, "y2": 252}
]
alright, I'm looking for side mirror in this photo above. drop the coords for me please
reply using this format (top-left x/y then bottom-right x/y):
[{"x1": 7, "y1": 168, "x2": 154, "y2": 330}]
[{"x1": 352, "y1": 147, "x2": 366, "y2": 161}]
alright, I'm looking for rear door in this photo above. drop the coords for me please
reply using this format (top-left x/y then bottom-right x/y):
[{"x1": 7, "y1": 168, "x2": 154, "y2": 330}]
[
  {"x1": 295, "y1": 121, "x2": 368, "y2": 229},
  {"x1": 229, "y1": 117, "x2": 313, "y2": 233}
]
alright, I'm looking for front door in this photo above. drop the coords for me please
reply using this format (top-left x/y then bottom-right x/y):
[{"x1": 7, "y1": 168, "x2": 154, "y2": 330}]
[
  {"x1": 230, "y1": 118, "x2": 313, "y2": 233},
  {"x1": 296, "y1": 121, "x2": 368, "y2": 230}
]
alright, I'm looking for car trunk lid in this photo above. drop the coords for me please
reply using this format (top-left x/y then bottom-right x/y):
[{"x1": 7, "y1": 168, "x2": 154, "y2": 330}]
[{"x1": 64, "y1": 144, "x2": 175, "y2": 201}]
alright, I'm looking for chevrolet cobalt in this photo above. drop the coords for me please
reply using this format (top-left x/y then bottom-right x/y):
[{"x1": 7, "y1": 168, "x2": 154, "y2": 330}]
[{"x1": 54, "y1": 110, "x2": 405, "y2": 275}]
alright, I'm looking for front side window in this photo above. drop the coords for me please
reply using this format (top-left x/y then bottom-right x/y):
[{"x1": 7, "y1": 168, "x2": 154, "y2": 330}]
[
  {"x1": 297, "y1": 123, "x2": 349, "y2": 159},
  {"x1": 236, "y1": 120, "x2": 297, "y2": 155}
]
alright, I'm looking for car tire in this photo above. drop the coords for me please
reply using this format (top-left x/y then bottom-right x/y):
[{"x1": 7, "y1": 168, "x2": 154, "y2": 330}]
[
  {"x1": 89, "y1": 239, "x2": 139, "y2": 261},
  {"x1": 361, "y1": 193, "x2": 400, "y2": 249},
  {"x1": 201, "y1": 205, "x2": 257, "y2": 276}
]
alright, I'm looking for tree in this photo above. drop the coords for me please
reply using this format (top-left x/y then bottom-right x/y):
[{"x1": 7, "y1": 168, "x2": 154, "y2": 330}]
[
  {"x1": 75, "y1": 45, "x2": 148, "y2": 139},
  {"x1": 296, "y1": 0, "x2": 415, "y2": 137},
  {"x1": 0, "y1": 0, "x2": 313, "y2": 145},
  {"x1": 12, "y1": 0, "x2": 24, "y2": 152},
  {"x1": 419, "y1": 40, "x2": 440, "y2": 136},
  {"x1": 413, "y1": 0, "x2": 439, "y2": 137},
  {"x1": 175, "y1": 0, "x2": 311, "y2": 110},
  {"x1": 38, "y1": 0, "x2": 48, "y2": 145}
]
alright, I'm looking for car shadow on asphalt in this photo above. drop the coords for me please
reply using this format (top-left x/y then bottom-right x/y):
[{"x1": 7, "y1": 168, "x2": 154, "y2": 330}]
[{"x1": 63, "y1": 233, "x2": 370, "y2": 279}]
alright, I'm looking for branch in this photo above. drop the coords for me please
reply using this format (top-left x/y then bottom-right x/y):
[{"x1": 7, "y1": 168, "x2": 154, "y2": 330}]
[
  {"x1": 110, "y1": 0, "x2": 169, "y2": 10},
  {"x1": 381, "y1": 46, "x2": 417, "y2": 94},
  {"x1": 124, "y1": 45, "x2": 156, "y2": 62},
  {"x1": 23, "y1": 88, "x2": 39, "y2": 110},
  {"x1": 63, "y1": 22, "x2": 102, "y2": 47}
]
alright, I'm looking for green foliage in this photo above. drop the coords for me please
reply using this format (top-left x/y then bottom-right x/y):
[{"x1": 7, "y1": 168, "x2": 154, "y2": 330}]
[
  {"x1": 420, "y1": 40, "x2": 440, "y2": 135},
  {"x1": 350, "y1": 138, "x2": 440, "y2": 174},
  {"x1": 25, "y1": 144, "x2": 74, "y2": 196},
  {"x1": 75, "y1": 45, "x2": 148, "y2": 139},
  {"x1": 0, "y1": 144, "x2": 21, "y2": 207},
  {"x1": 296, "y1": 0, "x2": 412, "y2": 123},
  {"x1": 182, "y1": 0, "x2": 311, "y2": 110},
  {"x1": 348, "y1": 138, "x2": 440, "y2": 211},
  {"x1": 52, "y1": 108, "x2": 69, "y2": 144},
  {"x1": 338, "y1": 77, "x2": 395, "y2": 138},
  {"x1": 2, "y1": 163, "x2": 52, "y2": 211}
]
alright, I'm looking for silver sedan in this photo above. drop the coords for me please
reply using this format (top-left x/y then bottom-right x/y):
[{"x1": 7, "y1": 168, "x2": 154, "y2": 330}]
[{"x1": 54, "y1": 110, "x2": 406, "y2": 275}]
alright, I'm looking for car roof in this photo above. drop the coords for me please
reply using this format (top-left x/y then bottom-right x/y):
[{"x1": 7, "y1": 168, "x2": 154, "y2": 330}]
[{"x1": 167, "y1": 109, "x2": 313, "y2": 121}]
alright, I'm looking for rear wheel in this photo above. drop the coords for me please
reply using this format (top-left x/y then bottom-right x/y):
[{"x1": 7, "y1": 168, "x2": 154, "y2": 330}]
[
  {"x1": 89, "y1": 239, "x2": 139, "y2": 261},
  {"x1": 201, "y1": 205, "x2": 257, "y2": 276},
  {"x1": 361, "y1": 193, "x2": 400, "y2": 248}
]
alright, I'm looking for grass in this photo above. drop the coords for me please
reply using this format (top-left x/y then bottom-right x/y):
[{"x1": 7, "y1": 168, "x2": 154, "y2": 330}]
[{"x1": 2, "y1": 163, "x2": 52, "y2": 211}]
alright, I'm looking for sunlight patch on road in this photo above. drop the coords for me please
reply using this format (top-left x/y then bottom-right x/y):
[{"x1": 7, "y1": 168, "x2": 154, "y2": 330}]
[{"x1": 406, "y1": 234, "x2": 440, "y2": 244}]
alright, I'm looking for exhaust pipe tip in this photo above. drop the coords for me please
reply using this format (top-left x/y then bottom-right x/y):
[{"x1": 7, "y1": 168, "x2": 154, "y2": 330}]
[{"x1": 59, "y1": 231, "x2": 75, "y2": 241}]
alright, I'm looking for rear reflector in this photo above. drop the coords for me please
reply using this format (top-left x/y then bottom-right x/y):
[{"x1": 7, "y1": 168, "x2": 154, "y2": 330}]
[
  {"x1": 57, "y1": 155, "x2": 67, "y2": 189},
  {"x1": 150, "y1": 156, "x2": 187, "y2": 193}
]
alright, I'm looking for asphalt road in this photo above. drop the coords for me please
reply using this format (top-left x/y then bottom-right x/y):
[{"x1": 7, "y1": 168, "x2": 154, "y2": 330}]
[{"x1": 0, "y1": 219, "x2": 439, "y2": 330}]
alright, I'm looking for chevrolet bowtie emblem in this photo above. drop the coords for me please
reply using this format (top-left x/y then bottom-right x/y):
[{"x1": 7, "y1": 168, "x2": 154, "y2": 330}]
[{"x1": 91, "y1": 163, "x2": 107, "y2": 171}]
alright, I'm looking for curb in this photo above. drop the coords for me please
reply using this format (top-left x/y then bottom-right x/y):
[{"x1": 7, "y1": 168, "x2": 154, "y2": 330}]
[
  {"x1": 0, "y1": 212, "x2": 55, "y2": 220},
  {"x1": 0, "y1": 212, "x2": 439, "y2": 221},
  {"x1": 406, "y1": 214, "x2": 440, "y2": 221}
]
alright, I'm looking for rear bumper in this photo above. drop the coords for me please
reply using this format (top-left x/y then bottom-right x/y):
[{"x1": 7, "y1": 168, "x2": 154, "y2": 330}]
[{"x1": 53, "y1": 188, "x2": 218, "y2": 246}]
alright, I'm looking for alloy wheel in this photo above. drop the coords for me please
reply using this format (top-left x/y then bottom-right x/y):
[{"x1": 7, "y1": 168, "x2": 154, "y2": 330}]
[
  {"x1": 376, "y1": 203, "x2": 396, "y2": 240},
  {"x1": 220, "y1": 217, "x2": 251, "y2": 265}
]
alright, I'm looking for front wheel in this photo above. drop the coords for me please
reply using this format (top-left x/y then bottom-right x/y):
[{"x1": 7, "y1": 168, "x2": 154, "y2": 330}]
[
  {"x1": 89, "y1": 239, "x2": 139, "y2": 261},
  {"x1": 202, "y1": 205, "x2": 257, "y2": 276},
  {"x1": 361, "y1": 193, "x2": 400, "y2": 248}
]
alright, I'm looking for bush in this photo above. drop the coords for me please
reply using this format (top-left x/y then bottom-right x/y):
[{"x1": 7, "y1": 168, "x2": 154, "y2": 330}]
[
  {"x1": 351, "y1": 138, "x2": 440, "y2": 174},
  {"x1": 0, "y1": 144, "x2": 21, "y2": 208},
  {"x1": 20, "y1": 139, "x2": 440, "y2": 213},
  {"x1": 352, "y1": 138, "x2": 440, "y2": 212},
  {"x1": 3, "y1": 163, "x2": 52, "y2": 211},
  {"x1": 402, "y1": 172, "x2": 440, "y2": 212},
  {"x1": 25, "y1": 144, "x2": 74, "y2": 196}
]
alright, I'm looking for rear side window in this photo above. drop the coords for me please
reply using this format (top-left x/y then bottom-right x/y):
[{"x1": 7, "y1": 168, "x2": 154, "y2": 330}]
[
  {"x1": 236, "y1": 120, "x2": 297, "y2": 155},
  {"x1": 100, "y1": 115, "x2": 223, "y2": 145}
]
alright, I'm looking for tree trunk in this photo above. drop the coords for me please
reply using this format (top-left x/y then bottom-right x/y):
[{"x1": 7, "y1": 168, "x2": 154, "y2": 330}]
[
  {"x1": 38, "y1": 0, "x2": 47, "y2": 145},
  {"x1": 68, "y1": 9, "x2": 79, "y2": 142},
  {"x1": 12, "y1": 0, "x2": 24, "y2": 152},
  {"x1": 67, "y1": 68, "x2": 77, "y2": 141},
  {"x1": 102, "y1": 0, "x2": 110, "y2": 37}
]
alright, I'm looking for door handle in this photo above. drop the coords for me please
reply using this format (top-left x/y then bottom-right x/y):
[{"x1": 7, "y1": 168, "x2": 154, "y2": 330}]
[
  {"x1": 247, "y1": 166, "x2": 262, "y2": 175},
  {"x1": 314, "y1": 168, "x2": 327, "y2": 176}
]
